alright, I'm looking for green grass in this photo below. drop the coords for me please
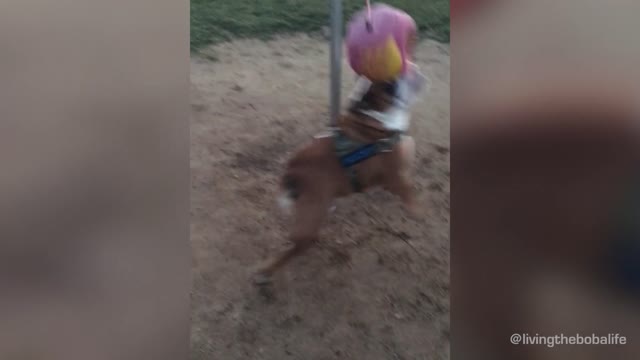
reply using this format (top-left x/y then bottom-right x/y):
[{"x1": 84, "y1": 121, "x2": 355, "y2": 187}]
[{"x1": 191, "y1": 0, "x2": 449, "y2": 52}]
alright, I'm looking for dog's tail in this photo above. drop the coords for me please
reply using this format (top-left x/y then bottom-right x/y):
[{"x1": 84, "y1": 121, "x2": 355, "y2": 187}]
[{"x1": 277, "y1": 173, "x2": 299, "y2": 214}]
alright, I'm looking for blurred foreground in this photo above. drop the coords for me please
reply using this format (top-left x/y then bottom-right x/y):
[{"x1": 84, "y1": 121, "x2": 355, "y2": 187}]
[
  {"x1": 0, "y1": 0, "x2": 190, "y2": 359},
  {"x1": 452, "y1": 0, "x2": 640, "y2": 359}
]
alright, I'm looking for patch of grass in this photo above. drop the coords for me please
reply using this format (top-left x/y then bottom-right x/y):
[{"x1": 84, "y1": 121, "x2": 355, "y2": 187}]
[{"x1": 191, "y1": 0, "x2": 449, "y2": 52}]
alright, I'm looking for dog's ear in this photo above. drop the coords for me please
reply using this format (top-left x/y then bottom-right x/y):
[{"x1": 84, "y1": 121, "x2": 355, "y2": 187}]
[
  {"x1": 364, "y1": 84, "x2": 388, "y2": 110},
  {"x1": 382, "y1": 81, "x2": 397, "y2": 97},
  {"x1": 351, "y1": 91, "x2": 375, "y2": 111}
]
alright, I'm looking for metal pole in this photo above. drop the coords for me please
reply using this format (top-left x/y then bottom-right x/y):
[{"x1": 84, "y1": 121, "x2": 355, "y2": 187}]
[{"x1": 329, "y1": 0, "x2": 343, "y2": 127}]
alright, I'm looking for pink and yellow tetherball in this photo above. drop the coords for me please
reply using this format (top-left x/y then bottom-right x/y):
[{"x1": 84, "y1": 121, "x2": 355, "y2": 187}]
[{"x1": 345, "y1": 3, "x2": 417, "y2": 82}]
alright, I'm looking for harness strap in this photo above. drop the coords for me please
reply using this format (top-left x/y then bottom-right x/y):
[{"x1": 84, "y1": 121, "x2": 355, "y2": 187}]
[{"x1": 335, "y1": 130, "x2": 401, "y2": 192}]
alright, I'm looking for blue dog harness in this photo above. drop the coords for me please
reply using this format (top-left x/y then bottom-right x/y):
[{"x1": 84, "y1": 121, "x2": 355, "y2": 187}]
[
  {"x1": 340, "y1": 143, "x2": 380, "y2": 167},
  {"x1": 333, "y1": 129, "x2": 400, "y2": 192}
]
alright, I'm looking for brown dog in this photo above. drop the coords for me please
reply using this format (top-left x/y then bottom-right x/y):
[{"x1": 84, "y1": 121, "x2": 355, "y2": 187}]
[{"x1": 253, "y1": 82, "x2": 420, "y2": 285}]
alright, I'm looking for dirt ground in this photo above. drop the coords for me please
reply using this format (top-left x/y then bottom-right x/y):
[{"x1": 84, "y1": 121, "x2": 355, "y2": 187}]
[{"x1": 190, "y1": 34, "x2": 450, "y2": 360}]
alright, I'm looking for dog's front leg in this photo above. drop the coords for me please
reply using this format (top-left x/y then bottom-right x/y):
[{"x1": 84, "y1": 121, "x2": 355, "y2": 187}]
[
  {"x1": 253, "y1": 235, "x2": 316, "y2": 286},
  {"x1": 253, "y1": 193, "x2": 330, "y2": 285}
]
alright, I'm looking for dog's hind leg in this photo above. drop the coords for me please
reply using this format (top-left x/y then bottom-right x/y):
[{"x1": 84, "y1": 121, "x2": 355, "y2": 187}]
[
  {"x1": 399, "y1": 135, "x2": 416, "y2": 172},
  {"x1": 254, "y1": 193, "x2": 330, "y2": 285},
  {"x1": 383, "y1": 136, "x2": 421, "y2": 218},
  {"x1": 385, "y1": 171, "x2": 422, "y2": 219}
]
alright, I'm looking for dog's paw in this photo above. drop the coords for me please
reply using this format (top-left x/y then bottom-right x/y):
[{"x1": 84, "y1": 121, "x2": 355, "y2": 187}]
[{"x1": 252, "y1": 271, "x2": 273, "y2": 286}]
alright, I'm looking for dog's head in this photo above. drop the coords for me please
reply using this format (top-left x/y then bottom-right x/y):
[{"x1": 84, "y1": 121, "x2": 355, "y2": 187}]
[
  {"x1": 341, "y1": 80, "x2": 402, "y2": 140},
  {"x1": 355, "y1": 81, "x2": 398, "y2": 113}
]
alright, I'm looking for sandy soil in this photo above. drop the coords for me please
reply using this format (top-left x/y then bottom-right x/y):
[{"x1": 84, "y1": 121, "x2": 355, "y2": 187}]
[{"x1": 190, "y1": 34, "x2": 450, "y2": 360}]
